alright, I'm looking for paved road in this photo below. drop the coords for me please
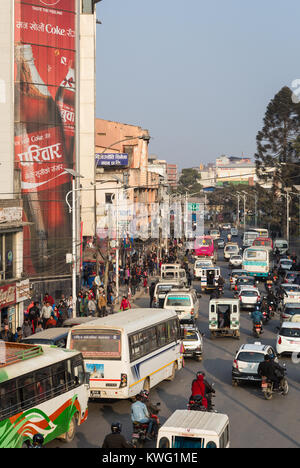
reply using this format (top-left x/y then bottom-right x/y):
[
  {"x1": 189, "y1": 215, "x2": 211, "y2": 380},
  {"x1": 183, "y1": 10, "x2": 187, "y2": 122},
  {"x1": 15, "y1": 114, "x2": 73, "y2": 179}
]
[{"x1": 47, "y1": 245, "x2": 300, "y2": 449}]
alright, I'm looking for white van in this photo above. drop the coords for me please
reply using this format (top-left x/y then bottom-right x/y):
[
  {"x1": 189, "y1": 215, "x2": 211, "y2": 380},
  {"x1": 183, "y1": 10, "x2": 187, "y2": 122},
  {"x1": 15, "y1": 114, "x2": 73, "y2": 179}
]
[
  {"x1": 153, "y1": 281, "x2": 185, "y2": 308},
  {"x1": 274, "y1": 239, "x2": 289, "y2": 255},
  {"x1": 157, "y1": 410, "x2": 230, "y2": 448},
  {"x1": 163, "y1": 288, "x2": 200, "y2": 320},
  {"x1": 194, "y1": 259, "x2": 214, "y2": 279},
  {"x1": 161, "y1": 268, "x2": 187, "y2": 285}
]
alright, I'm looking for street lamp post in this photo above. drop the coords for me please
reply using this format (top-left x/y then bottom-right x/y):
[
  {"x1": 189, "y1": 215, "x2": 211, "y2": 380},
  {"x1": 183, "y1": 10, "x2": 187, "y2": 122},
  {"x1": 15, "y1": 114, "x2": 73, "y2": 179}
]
[{"x1": 65, "y1": 169, "x2": 84, "y2": 318}]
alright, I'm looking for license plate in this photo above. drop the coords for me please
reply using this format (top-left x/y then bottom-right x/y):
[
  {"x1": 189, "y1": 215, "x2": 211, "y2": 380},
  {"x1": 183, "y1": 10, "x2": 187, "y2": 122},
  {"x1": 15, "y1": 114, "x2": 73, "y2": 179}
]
[
  {"x1": 261, "y1": 383, "x2": 268, "y2": 388},
  {"x1": 91, "y1": 390, "x2": 101, "y2": 396}
]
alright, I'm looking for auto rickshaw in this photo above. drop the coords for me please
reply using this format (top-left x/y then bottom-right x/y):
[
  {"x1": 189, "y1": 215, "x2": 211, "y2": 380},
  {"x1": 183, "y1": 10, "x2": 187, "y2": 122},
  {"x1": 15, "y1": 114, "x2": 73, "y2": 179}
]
[{"x1": 209, "y1": 298, "x2": 240, "y2": 339}]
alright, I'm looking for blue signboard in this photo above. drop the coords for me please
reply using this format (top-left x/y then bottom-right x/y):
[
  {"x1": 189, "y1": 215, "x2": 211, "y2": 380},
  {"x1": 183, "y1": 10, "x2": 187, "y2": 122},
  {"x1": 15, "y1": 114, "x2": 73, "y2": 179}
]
[{"x1": 95, "y1": 153, "x2": 129, "y2": 167}]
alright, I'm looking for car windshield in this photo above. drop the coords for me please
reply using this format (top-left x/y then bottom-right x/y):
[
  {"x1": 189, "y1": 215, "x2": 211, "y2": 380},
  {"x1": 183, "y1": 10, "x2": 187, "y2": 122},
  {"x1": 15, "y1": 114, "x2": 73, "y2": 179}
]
[
  {"x1": 238, "y1": 278, "x2": 254, "y2": 285},
  {"x1": 281, "y1": 260, "x2": 293, "y2": 265},
  {"x1": 284, "y1": 308, "x2": 300, "y2": 316},
  {"x1": 226, "y1": 246, "x2": 238, "y2": 251},
  {"x1": 166, "y1": 296, "x2": 191, "y2": 306},
  {"x1": 183, "y1": 331, "x2": 199, "y2": 341},
  {"x1": 237, "y1": 352, "x2": 266, "y2": 363},
  {"x1": 283, "y1": 286, "x2": 300, "y2": 292},
  {"x1": 157, "y1": 285, "x2": 173, "y2": 293},
  {"x1": 279, "y1": 328, "x2": 300, "y2": 338},
  {"x1": 276, "y1": 242, "x2": 288, "y2": 248}
]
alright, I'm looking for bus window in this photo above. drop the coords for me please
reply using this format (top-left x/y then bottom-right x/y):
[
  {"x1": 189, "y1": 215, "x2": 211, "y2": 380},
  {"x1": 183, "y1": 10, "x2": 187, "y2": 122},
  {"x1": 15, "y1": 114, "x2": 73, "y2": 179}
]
[
  {"x1": 18, "y1": 375, "x2": 36, "y2": 409},
  {"x1": 0, "y1": 379, "x2": 19, "y2": 419},
  {"x1": 35, "y1": 367, "x2": 52, "y2": 402},
  {"x1": 52, "y1": 361, "x2": 67, "y2": 396}
]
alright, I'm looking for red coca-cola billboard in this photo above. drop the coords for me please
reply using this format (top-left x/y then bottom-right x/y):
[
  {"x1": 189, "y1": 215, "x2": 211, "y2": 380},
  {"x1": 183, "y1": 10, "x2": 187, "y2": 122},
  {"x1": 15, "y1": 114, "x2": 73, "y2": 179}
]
[{"x1": 14, "y1": 0, "x2": 76, "y2": 276}]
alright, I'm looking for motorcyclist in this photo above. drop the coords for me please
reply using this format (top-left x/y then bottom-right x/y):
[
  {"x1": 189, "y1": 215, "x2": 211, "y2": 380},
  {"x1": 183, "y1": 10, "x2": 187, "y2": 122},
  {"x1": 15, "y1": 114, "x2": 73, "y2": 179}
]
[
  {"x1": 197, "y1": 371, "x2": 216, "y2": 411},
  {"x1": 102, "y1": 422, "x2": 133, "y2": 448},
  {"x1": 26, "y1": 433, "x2": 44, "y2": 448},
  {"x1": 251, "y1": 306, "x2": 264, "y2": 331},
  {"x1": 139, "y1": 390, "x2": 160, "y2": 435},
  {"x1": 131, "y1": 393, "x2": 153, "y2": 440},
  {"x1": 257, "y1": 355, "x2": 285, "y2": 390},
  {"x1": 190, "y1": 372, "x2": 208, "y2": 409}
]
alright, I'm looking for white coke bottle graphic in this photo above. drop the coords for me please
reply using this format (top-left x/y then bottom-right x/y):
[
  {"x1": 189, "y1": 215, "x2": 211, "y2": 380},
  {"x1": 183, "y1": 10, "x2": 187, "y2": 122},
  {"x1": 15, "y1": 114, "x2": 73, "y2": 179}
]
[{"x1": 56, "y1": 61, "x2": 75, "y2": 165}]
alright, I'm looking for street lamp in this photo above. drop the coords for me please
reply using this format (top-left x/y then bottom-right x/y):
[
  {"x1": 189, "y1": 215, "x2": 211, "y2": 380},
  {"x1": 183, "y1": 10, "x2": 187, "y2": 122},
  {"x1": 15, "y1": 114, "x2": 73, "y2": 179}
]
[
  {"x1": 237, "y1": 192, "x2": 246, "y2": 231},
  {"x1": 65, "y1": 169, "x2": 84, "y2": 318}
]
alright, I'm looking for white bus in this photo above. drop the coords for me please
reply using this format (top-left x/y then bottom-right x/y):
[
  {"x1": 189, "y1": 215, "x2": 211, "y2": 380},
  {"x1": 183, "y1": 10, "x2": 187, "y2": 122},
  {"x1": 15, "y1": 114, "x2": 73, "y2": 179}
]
[
  {"x1": 67, "y1": 308, "x2": 183, "y2": 399},
  {"x1": 0, "y1": 343, "x2": 89, "y2": 448},
  {"x1": 243, "y1": 231, "x2": 259, "y2": 249},
  {"x1": 242, "y1": 246, "x2": 271, "y2": 278}
]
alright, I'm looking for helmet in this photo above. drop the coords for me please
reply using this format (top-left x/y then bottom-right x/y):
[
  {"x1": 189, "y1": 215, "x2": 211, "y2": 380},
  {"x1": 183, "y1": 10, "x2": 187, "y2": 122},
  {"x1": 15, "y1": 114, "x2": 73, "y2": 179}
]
[
  {"x1": 140, "y1": 390, "x2": 149, "y2": 400},
  {"x1": 196, "y1": 371, "x2": 205, "y2": 378},
  {"x1": 33, "y1": 433, "x2": 44, "y2": 446},
  {"x1": 111, "y1": 422, "x2": 122, "y2": 433}
]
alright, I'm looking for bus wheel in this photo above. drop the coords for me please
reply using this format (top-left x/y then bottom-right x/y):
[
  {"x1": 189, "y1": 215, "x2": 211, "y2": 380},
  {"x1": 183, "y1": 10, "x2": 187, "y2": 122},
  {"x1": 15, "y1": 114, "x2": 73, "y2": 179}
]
[{"x1": 64, "y1": 415, "x2": 78, "y2": 443}]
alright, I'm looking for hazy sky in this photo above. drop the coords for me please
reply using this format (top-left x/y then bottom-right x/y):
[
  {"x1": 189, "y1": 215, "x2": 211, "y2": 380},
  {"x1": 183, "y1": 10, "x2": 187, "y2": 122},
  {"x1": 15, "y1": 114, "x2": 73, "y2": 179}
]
[{"x1": 95, "y1": 0, "x2": 300, "y2": 168}]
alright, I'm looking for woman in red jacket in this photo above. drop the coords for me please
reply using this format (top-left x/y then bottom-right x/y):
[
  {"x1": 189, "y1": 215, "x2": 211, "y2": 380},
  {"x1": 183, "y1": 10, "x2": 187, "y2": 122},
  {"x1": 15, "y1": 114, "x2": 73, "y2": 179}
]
[
  {"x1": 190, "y1": 372, "x2": 208, "y2": 409},
  {"x1": 120, "y1": 296, "x2": 131, "y2": 311}
]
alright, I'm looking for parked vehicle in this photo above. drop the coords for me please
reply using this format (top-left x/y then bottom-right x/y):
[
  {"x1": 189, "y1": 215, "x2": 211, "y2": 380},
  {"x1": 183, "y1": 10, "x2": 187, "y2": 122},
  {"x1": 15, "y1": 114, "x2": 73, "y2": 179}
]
[
  {"x1": 209, "y1": 298, "x2": 240, "y2": 339},
  {"x1": 232, "y1": 342, "x2": 277, "y2": 387},
  {"x1": 156, "y1": 410, "x2": 230, "y2": 448}
]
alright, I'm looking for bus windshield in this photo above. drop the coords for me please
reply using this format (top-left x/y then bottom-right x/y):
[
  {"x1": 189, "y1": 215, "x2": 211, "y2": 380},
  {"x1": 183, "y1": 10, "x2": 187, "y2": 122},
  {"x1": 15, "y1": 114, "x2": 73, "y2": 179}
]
[
  {"x1": 245, "y1": 250, "x2": 267, "y2": 261},
  {"x1": 195, "y1": 238, "x2": 213, "y2": 248},
  {"x1": 70, "y1": 330, "x2": 122, "y2": 360}
]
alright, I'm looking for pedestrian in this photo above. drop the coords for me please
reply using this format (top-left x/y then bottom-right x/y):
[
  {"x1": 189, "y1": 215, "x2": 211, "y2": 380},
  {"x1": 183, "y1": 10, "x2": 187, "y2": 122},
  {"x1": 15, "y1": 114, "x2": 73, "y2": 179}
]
[
  {"x1": 35, "y1": 321, "x2": 44, "y2": 333},
  {"x1": 28, "y1": 301, "x2": 40, "y2": 333},
  {"x1": 67, "y1": 295, "x2": 73, "y2": 318},
  {"x1": 80, "y1": 292, "x2": 89, "y2": 317},
  {"x1": 120, "y1": 296, "x2": 131, "y2": 311},
  {"x1": 22, "y1": 319, "x2": 32, "y2": 338},
  {"x1": 43, "y1": 292, "x2": 55, "y2": 306},
  {"x1": 149, "y1": 282, "x2": 156, "y2": 308},
  {"x1": 41, "y1": 301, "x2": 53, "y2": 329},
  {"x1": 45, "y1": 314, "x2": 57, "y2": 329},
  {"x1": 14, "y1": 327, "x2": 23, "y2": 343},
  {"x1": 0, "y1": 325, "x2": 14, "y2": 342},
  {"x1": 88, "y1": 297, "x2": 97, "y2": 316},
  {"x1": 98, "y1": 293, "x2": 107, "y2": 317}
]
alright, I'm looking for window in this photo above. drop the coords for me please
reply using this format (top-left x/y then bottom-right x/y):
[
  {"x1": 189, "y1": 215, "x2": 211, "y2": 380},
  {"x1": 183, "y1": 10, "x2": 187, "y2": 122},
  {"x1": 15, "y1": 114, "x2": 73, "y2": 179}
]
[
  {"x1": 0, "y1": 379, "x2": 19, "y2": 420},
  {"x1": 105, "y1": 193, "x2": 113, "y2": 204},
  {"x1": 72, "y1": 358, "x2": 85, "y2": 387},
  {"x1": 19, "y1": 375, "x2": 36, "y2": 409},
  {"x1": 52, "y1": 361, "x2": 67, "y2": 396},
  {"x1": 35, "y1": 367, "x2": 52, "y2": 403}
]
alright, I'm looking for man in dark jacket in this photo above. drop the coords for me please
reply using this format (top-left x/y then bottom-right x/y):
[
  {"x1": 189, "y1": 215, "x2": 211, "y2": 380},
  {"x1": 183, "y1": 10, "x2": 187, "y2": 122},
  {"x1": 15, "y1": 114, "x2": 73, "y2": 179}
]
[
  {"x1": 102, "y1": 422, "x2": 133, "y2": 448},
  {"x1": 149, "y1": 282, "x2": 156, "y2": 308},
  {"x1": 258, "y1": 355, "x2": 284, "y2": 389}
]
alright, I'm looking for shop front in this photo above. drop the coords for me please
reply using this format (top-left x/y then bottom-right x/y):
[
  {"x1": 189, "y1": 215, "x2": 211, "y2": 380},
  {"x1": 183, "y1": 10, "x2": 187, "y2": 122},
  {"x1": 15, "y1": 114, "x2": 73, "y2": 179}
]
[{"x1": 0, "y1": 280, "x2": 30, "y2": 334}]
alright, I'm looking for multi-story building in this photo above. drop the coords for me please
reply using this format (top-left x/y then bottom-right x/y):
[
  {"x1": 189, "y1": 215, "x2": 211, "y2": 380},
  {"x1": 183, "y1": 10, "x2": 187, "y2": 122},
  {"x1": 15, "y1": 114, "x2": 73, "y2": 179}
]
[{"x1": 167, "y1": 164, "x2": 178, "y2": 187}]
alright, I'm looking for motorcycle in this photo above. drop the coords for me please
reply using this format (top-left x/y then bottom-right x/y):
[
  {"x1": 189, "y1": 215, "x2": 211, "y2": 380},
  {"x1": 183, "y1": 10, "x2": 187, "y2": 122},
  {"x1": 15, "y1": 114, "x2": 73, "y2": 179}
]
[
  {"x1": 261, "y1": 368, "x2": 288, "y2": 400},
  {"x1": 261, "y1": 309, "x2": 270, "y2": 325},
  {"x1": 188, "y1": 390, "x2": 216, "y2": 413},
  {"x1": 131, "y1": 402, "x2": 161, "y2": 448},
  {"x1": 253, "y1": 322, "x2": 263, "y2": 338}
]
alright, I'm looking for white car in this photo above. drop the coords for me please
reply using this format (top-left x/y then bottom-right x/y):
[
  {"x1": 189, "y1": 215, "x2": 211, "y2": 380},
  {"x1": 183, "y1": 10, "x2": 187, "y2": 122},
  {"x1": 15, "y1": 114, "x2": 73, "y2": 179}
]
[
  {"x1": 232, "y1": 342, "x2": 277, "y2": 386},
  {"x1": 230, "y1": 269, "x2": 248, "y2": 290},
  {"x1": 238, "y1": 286, "x2": 261, "y2": 310},
  {"x1": 209, "y1": 229, "x2": 220, "y2": 239},
  {"x1": 279, "y1": 258, "x2": 293, "y2": 271},
  {"x1": 276, "y1": 322, "x2": 300, "y2": 356},
  {"x1": 280, "y1": 284, "x2": 300, "y2": 305},
  {"x1": 224, "y1": 243, "x2": 240, "y2": 260},
  {"x1": 231, "y1": 228, "x2": 239, "y2": 237},
  {"x1": 229, "y1": 255, "x2": 243, "y2": 268}
]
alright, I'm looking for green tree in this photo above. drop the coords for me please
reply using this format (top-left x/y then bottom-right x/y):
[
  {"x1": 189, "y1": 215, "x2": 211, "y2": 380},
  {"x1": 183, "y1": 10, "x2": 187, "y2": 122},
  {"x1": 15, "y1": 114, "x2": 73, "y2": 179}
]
[{"x1": 176, "y1": 168, "x2": 202, "y2": 195}]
